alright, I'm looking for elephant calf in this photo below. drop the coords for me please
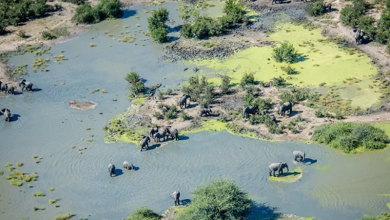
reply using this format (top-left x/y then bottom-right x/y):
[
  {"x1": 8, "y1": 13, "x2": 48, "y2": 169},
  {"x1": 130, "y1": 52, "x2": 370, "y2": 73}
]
[
  {"x1": 199, "y1": 108, "x2": 212, "y2": 117},
  {"x1": 153, "y1": 131, "x2": 166, "y2": 142},
  {"x1": 1, "y1": 108, "x2": 11, "y2": 122},
  {"x1": 269, "y1": 162, "x2": 289, "y2": 177},
  {"x1": 123, "y1": 161, "x2": 134, "y2": 170},
  {"x1": 108, "y1": 164, "x2": 116, "y2": 177},
  {"x1": 140, "y1": 136, "x2": 150, "y2": 152},
  {"x1": 170, "y1": 191, "x2": 180, "y2": 206}
]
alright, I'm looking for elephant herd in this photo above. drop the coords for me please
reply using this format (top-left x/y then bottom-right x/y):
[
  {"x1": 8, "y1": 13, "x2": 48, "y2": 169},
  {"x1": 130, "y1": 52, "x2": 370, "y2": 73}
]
[
  {"x1": 269, "y1": 150, "x2": 305, "y2": 177},
  {"x1": 243, "y1": 101, "x2": 293, "y2": 120},
  {"x1": 141, "y1": 126, "x2": 180, "y2": 151}
]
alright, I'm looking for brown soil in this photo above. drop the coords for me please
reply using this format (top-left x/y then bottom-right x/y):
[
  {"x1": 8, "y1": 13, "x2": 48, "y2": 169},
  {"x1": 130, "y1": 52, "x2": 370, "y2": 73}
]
[{"x1": 68, "y1": 100, "x2": 98, "y2": 110}]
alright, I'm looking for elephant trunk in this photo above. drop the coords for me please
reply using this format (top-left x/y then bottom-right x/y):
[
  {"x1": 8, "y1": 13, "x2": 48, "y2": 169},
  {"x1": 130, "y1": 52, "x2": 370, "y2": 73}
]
[
  {"x1": 303, "y1": 153, "x2": 305, "y2": 162},
  {"x1": 286, "y1": 165, "x2": 289, "y2": 172}
]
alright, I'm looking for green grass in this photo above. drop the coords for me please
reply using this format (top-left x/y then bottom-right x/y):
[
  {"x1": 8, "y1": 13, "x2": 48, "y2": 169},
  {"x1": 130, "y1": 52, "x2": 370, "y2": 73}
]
[
  {"x1": 55, "y1": 213, "x2": 74, "y2": 220},
  {"x1": 16, "y1": 162, "x2": 23, "y2": 167},
  {"x1": 268, "y1": 168, "x2": 303, "y2": 183},
  {"x1": 32, "y1": 155, "x2": 38, "y2": 159},
  {"x1": 33, "y1": 191, "x2": 45, "y2": 197},
  {"x1": 49, "y1": 188, "x2": 54, "y2": 192}
]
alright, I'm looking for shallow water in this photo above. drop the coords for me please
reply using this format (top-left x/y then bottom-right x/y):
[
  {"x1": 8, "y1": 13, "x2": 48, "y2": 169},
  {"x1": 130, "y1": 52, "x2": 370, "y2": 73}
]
[{"x1": 1, "y1": 2, "x2": 390, "y2": 220}]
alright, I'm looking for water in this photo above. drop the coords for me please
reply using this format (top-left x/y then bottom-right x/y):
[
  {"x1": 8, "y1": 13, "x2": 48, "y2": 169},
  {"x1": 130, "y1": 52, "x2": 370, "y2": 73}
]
[{"x1": 1, "y1": 2, "x2": 390, "y2": 220}]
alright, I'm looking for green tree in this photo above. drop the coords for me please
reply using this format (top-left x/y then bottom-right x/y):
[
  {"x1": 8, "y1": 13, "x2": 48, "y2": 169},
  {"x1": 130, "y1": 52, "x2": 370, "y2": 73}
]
[
  {"x1": 126, "y1": 207, "x2": 160, "y2": 220},
  {"x1": 125, "y1": 72, "x2": 145, "y2": 96},
  {"x1": 96, "y1": 0, "x2": 123, "y2": 20},
  {"x1": 176, "y1": 179, "x2": 252, "y2": 220},
  {"x1": 180, "y1": 23, "x2": 192, "y2": 38},
  {"x1": 376, "y1": 10, "x2": 390, "y2": 44},
  {"x1": 148, "y1": 8, "x2": 169, "y2": 43},
  {"x1": 272, "y1": 42, "x2": 297, "y2": 63},
  {"x1": 220, "y1": 75, "x2": 231, "y2": 95},
  {"x1": 240, "y1": 72, "x2": 255, "y2": 87},
  {"x1": 358, "y1": 16, "x2": 376, "y2": 40},
  {"x1": 307, "y1": 1, "x2": 326, "y2": 17},
  {"x1": 72, "y1": 4, "x2": 98, "y2": 24}
]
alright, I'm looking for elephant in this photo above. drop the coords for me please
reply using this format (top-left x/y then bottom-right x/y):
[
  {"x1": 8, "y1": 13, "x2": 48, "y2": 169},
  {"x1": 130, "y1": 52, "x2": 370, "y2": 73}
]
[
  {"x1": 354, "y1": 29, "x2": 362, "y2": 45},
  {"x1": 140, "y1": 136, "x2": 151, "y2": 152},
  {"x1": 271, "y1": 0, "x2": 284, "y2": 4},
  {"x1": 179, "y1": 94, "x2": 191, "y2": 109},
  {"x1": 123, "y1": 161, "x2": 134, "y2": 170},
  {"x1": 164, "y1": 126, "x2": 179, "y2": 141},
  {"x1": 170, "y1": 191, "x2": 181, "y2": 206},
  {"x1": 0, "y1": 80, "x2": 2, "y2": 91},
  {"x1": 108, "y1": 164, "x2": 116, "y2": 177},
  {"x1": 268, "y1": 114, "x2": 276, "y2": 122},
  {"x1": 293, "y1": 150, "x2": 305, "y2": 162},
  {"x1": 243, "y1": 106, "x2": 257, "y2": 118},
  {"x1": 269, "y1": 162, "x2": 289, "y2": 177},
  {"x1": 4, "y1": 84, "x2": 15, "y2": 95},
  {"x1": 199, "y1": 108, "x2": 212, "y2": 117},
  {"x1": 279, "y1": 102, "x2": 292, "y2": 116},
  {"x1": 153, "y1": 131, "x2": 166, "y2": 142},
  {"x1": 19, "y1": 79, "x2": 34, "y2": 91},
  {"x1": 149, "y1": 127, "x2": 159, "y2": 138},
  {"x1": 323, "y1": 2, "x2": 331, "y2": 12},
  {"x1": 1, "y1": 108, "x2": 11, "y2": 122}
]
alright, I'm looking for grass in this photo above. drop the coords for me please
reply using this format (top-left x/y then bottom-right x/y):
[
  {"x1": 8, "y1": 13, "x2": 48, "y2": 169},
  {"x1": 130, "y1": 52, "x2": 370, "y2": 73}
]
[
  {"x1": 33, "y1": 207, "x2": 45, "y2": 211},
  {"x1": 49, "y1": 188, "x2": 54, "y2": 192},
  {"x1": 55, "y1": 213, "x2": 74, "y2": 220},
  {"x1": 6, "y1": 170, "x2": 37, "y2": 186},
  {"x1": 33, "y1": 191, "x2": 45, "y2": 197},
  {"x1": 268, "y1": 168, "x2": 303, "y2": 183},
  {"x1": 89, "y1": 43, "x2": 97, "y2": 47},
  {"x1": 0, "y1": 171, "x2": 3, "y2": 176},
  {"x1": 16, "y1": 162, "x2": 23, "y2": 167},
  {"x1": 101, "y1": 89, "x2": 107, "y2": 93}
]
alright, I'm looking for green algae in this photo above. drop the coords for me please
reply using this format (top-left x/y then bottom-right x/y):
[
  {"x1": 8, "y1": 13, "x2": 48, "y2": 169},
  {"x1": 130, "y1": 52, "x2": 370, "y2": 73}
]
[
  {"x1": 103, "y1": 114, "x2": 148, "y2": 145},
  {"x1": 189, "y1": 23, "x2": 381, "y2": 109},
  {"x1": 371, "y1": 122, "x2": 390, "y2": 137},
  {"x1": 131, "y1": 97, "x2": 145, "y2": 105},
  {"x1": 268, "y1": 168, "x2": 303, "y2": 183}
]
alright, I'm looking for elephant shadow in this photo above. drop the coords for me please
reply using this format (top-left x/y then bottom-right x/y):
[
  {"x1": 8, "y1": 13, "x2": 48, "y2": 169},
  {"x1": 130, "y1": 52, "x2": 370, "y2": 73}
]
[
  {"x1": 10, "y1": 114, "x2": 21, "y2": 122},
  {"x1": 114, "y1": 169, "x2": 123, "y2": 176},
  {"x1": 304, "y1": 158, "x2": 317, "y2": 165},
  {"x1": 132, "y1": 166, "x2": 140, "y2": 171},
  {"x1": 248, "y1": 203, "x2": 281, "y2": 220},
  {"x1": 178, "y1": 135, "x2": 189, "y2": 141},
  {"x1": 288, "y1": 110, "x2": 303, "y2": 117},
  {"x1": 282, "y1": 170, "x2": 301, "y2": 177},
  {"x1": 181, "y1": 199, "x2": 191, "y2": 206},
  {"x1": 121, "y1": 9, "x2": 136, "y2": 19},
  {"x1": 185, "y1": 103, "x2": 198, "y2": 109},
  {"x1": 147, "y1": 143, "x2": 161, "y2": 151},
  {"x1": 31, "y1": 88, "x2": 42, "y2": 92}
]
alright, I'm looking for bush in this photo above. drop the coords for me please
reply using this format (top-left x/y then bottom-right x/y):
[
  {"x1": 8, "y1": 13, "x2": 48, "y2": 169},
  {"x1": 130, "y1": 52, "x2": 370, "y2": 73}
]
[
  {"x1": 72, "y1": 4, "x2": 98, "y2": 24},
  {"x1": 223, "y1": 0, "x2": 247, "y2": 25},
  {"x1": 254, "y1": 98, "x2": 272, "y2": 111},
  {"x1": 180, "y1": 23, "x2": 193, "y2": 38},
  {"x1": 62, "y1": 0, "x2": 86, "y2": 5},
  {"x1": 18, "y1": 31, "x2": 27, "y2": 38},
  {"x1": 126, "y1": 207, "x2": 160, "y2": 220},
  {"x1": 148, "y1": 8, "x2": 169, "y2": 43},
  {"x1": 278, "y1": 88, "x2": 309, "y2": 104},
  {"x1": 176, "y1": 179, "x2": 252, "y2": 220},
  {"x1": 272, "y1": 76, "x2": 287, "y2": 87},
  {"x1": 272, "y1": 42, "x2": 297, "y2": 63},
  {"x1": 182, "y1": 75, "x2": 214, "y2": 106},
  {"x1": 41, "y1": 31, "x2": 57, "y2": 40},
  {"x1": 165, "y1": 107, "x2": 177, "y2": 120},
  {"x1": 340, "y1": 0, "x2": 367, "y2": 27},
  {"x1": 359, "y1": 213, "x2": 390, "y2": 220},
  {"x1": 240, "y1": 72, "x2": 255, "y2": 87},
  {"x1": 180, "y1": 111, "x2": 190, "y2": 121},
  {"x1": 72, "y1": 0, "x2": 122, "y2": 24},
  {"x1": 125, "y1": 72, "x2": 145, "y2": 96},
  {"x1": 387, "y1": 41, "x2": 390, "y2": 54},
  {"x1": 358, "y1": 16, "x2": 376, "y2": 40},
  {"x1": 55, "y1": 213, "x2": 74, "y2": 220},
  {"x1": 165, "y1": 88, "x2": 172, "y2": 95},
  {"x1": 283, "y1": 65, "x2": 298, "y2": 75},
  {"x1": 387, "y1": 0, "x2": 390, "y2": 8},
  {"x1": 307, "y1": 1, "x2": 326, "y2": 17},
  {"x1": 312, "y1": 123, "x2": 389, "y2": 153},
  {"x1": 220, "y1": 75, "x2": 231, "y2": 95},
  {"x1": 377, "y1": 10, "x2": 390, "y2": 44}
]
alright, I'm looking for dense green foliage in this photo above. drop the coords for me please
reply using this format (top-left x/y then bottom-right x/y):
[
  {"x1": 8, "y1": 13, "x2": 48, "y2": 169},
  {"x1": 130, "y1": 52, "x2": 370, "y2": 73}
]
[
  {"x1": 307, "y1": 1, "x2": 326, "y2": 17},
  {"x1": 360, "y1": 213, "x2": 390, "y2": 220},
  {"x1": 376, "y1": 10, "x2": 390, "y2": 44},
  {"x1": 41, "y1": 31, "x2": 57, "y2": 40},
  {"x1": 148, "y1": 8, "x2": 169, "y2": 43},
  {"x1": 240, "y1": 72, "x2": 255, "y2": 87},
  {"x1": 340, "y1": 0, "x2": 367, "y2": 27},
  {"x1": 272, "y1": 42, "x2": 297, "y2": 64},
  {"x1": 180, "y1": 0, "x2": 247, "y2": 39},
  {"x1": 125, "y1": 72, "x2": 146, "y2": 97},
  {"x1": 182, "y1": 75, "x2": 214, "y2": 107},
  {"x1": 126, "y1": 207, "x2": 160, "y2": 220},
  {"x1": 313, "y1": 123, "x2": 389, "y2": 153},
  {"x1": 272, "y1": 76, "x2": 287, "y2": 87},
  {"x1": 220, "y1": 75, "x2": 231, "y2": 95},
  {"x1": 176, "y1": 179, "x2": 252, "y2": 220},
  {"x1": 72, "y1": 0, "x2": 123, "y2": 24},
  {"x1": 278, "y1": 88, "x2": 309, "y2": 104},
  {"x1": 55, "y1": 213, "x2": 74, "y2": 220},
  {"x1": 358, "y1": 16, "x2": 376, "y2": 40},
  {"x1": 0, "y1": 0, "x2": 49, "y2": 34},
  {"x1": 62, "y1": 0, "x2": 85, "y2": 5}
]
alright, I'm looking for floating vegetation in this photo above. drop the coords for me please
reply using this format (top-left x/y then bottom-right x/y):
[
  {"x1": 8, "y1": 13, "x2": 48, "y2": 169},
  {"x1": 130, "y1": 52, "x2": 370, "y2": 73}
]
[
  {"x1": 5, "y1": 170, "x2": 37, "y2": 186},
  {"x1": 123, "y1": 25, "x2": 128, "y2": 29},
  {"x1": 91, "y1": 88, "x2": 100, "y2": 94},
  {"x1": 33, "y1": 155, "x2": 38, "y2": 159},
  {"x1": 32, "y1": 191, "x2": 45, "y2": 197},
  {"x1": 0, "y1": 171, "x2": 3, "y2": 176},
  {"x1": 1, "y1": 53, "x2": 11, "y2": 62},
  {"x1": 268, "y1": 169, "x2": 303, "y2": 183},
  {"x1": 101, "y1": 89, "x2": 107, "y2": 93},
  {"x1": 11, "y1": 65, "x2": 28, "y2": 75},
  {"x1": 54, "y1": 54, "x2": 68, "y2": 63},
  {"x1": 5, "y1": 163, "x2": 12, "y2": 168},
  {"x1": 16, "y1": 44, "x2": 40, "y2": 55},
  {"x1": 55, "y1": 213, "x2": 74, "y2": 220},
  {"x1": 16, "y1": 162, "x2": 23, "y2": 167},
  {"x1": 32, "y1": 58, "x2": 50, "y2": 71},
  {"x1": 33, "y1": 207, "x2": 45, "y2": 211},
  {"x1": 89, "y1": 43, "x2": 97, "y2": 47},
  {"x1": 136, "y1": 24, "x2": 140, "y2": 27},
  {"x1": 34, "y1": 47, "x2": 51, "y2": 56},
  {"x1": 49, "y1": 187, "x2": 54, "y2": 192},
  {"x1": 121, "y1": 35, "x2": 135, "y2": 43},
  {"x1": 49, "y1": 199, "x2": 56, "y2": 204}
]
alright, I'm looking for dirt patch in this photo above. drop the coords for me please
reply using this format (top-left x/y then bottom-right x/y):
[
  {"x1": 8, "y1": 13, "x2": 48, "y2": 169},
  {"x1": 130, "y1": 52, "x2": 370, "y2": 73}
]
[{"x1": 68, "y1": 100, "x2": 98, "y2": 110}]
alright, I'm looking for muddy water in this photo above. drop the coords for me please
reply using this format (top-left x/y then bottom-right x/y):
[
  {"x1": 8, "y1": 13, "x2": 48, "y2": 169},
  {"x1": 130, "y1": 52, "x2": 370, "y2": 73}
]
[{"x1": 1, "y1": 2, "x2": 390, "y2": 220}]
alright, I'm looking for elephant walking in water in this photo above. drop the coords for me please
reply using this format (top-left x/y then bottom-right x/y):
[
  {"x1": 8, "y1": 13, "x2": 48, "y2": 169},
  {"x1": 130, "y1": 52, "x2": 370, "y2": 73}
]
[
  {"x1": 171, "y1": 191, "x2": 180, "y2": 206},
  {"x1": 269, "y1": 162, "x2": 289, "y2": 177},
  {"x1": 293, "y1": 150, "x2": 305, "y2": 162},
  {"x1": 153, "y1": 131, "x2": 166, "y2": 142},
  {"x1": 123, "y1": 161, "x2": 134, "y2": 170},
  {"x1": 108, "y1": 164, "x2": 116, "y2": 177},
  {"x1": 19, "y1": 79, "x2": 34, "y2": 91},
  {"x1": 243, "y1": 106, "x2": 257, "y2": 118},
  {"x1": 179, "y1": 94, "x2": 191, "y2": 109},
  {"x1": 4, "y1": 84, "x2": 15, "y2": 95},
  {"x1": 278, "y1": 102, "x2": 292, "y2": 116},
  {"x1": 140, "y1": 136, "x2": 151, "y2": 152},
  {"x1": 165, "y1": 126, "x2": 179, "y2": 141},
  {"x1": 1, "y1": 108, "x2": 11, "y2": 122}
]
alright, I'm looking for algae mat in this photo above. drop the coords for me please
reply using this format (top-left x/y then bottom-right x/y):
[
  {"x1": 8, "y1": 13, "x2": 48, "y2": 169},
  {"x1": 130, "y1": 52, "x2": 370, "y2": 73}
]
[
  {"x1": 192, "y1": 23, "x2": 380, "y2": 109},
  {"x1": 268, "y1": 168, "x2": 303, "y2": 183}
]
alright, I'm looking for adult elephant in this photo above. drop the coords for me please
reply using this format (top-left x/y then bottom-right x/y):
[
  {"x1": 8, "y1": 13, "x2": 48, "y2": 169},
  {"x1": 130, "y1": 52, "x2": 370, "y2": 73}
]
[
  {"x1": 354, "y1": 29, "x2": 362, "y2": 45},
  {"x1": 199, "y1": 108, "x2": 212, "y2": 117},
  {"x1": 4, "y1": 84, "x2": 16, "y2": 95},
  {"x1": 323, "y1": 2, "x2": 331, "y2": 12},
  {"x1": 153, "y1": 131, "x2": 166, "y2": 142},
  {"x1": 243, "y1": 106, "x2": 257, "y2": 118},
  {"x1": 108, "y1": 164, "x2": 116, "y2": 177},
  {"x1": 279, "y1": 102, "x2": 292, "y2": 116},
  {"x1": 140, "y1": 136, "x2": 151, "y2": 152},
  {"x1": 269, "y1": 162, "x2": 289, "y2": 177},
  {"x1": 149, "y1": 127, "x2": 158, "y2": 138},
  {"x1": 293, "y1": 150, "x2": 305, "y2": 162},
  {"x1": 123, "y1": 161, "x2": 134, "y2": 170},
  {"x1": 170, "y1": 191, "x2": 180, "y2": 206},
  {"x1": 179, "y1": 94, "x2": 191, "y2": 109},
  {"x1": 19, "y1": 79, "x2": 34, "y2": 91},
  {"x1": 1, "y1": 108, "x2": 11, "y2": 122},
  {"x1": 165, "y1": 126, "x2": 179, "y2": 141},
  {"x1": 0, "y1": 80, "x2": 2, "y2": 91}
]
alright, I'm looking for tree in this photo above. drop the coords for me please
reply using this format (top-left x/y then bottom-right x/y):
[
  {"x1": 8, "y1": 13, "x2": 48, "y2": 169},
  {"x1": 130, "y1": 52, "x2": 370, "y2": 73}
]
[
  {"x1": 340, "y1": 0, "x2": 367, "y2": 27},
  {"x1": 96, "y1": 0, "x2": 123, "y2": 20},
  {"x1": 240, "y1": 72, "x2": 255, "y2": 88},
  {"x1": 272, "y1": 42, "x2": 297, "y2": 63},
  {"x1": 72, "y1": 0, "x2": 122, "y2": 24},
  {"x1": 358, "y1": 16, "x2": 376, "y2": 40},
  {"x1": 148, "y1": 8, "x2": 169, "y2": 43},
  {"x1": 176, "y1": 179, "x2": 252, "y2": 220},
  {"x1": 376, "y1": 10, "x2": 390, "y2": 44},
  {"x1": 307, "y1": 1, "x2": 326, "y2": 17},
  {"x1": 126, "y1": 207, "x2": 160, "y2": 220},
  {"x1": 220, "y1": 75, "x2": 231, "y2": 95},
  {"x1": 125, "y1": 72, "x2": 145, "y2": 96},
  {"x1": 72, "y1": 4, "x2": 98, "y2": 24}
]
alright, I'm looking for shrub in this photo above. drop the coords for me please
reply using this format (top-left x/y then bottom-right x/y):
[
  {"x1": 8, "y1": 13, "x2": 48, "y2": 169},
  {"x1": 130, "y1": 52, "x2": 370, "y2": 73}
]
[
  {"x1": 359, "y1": 213, "x2": 390, "y2": 220},
  {"x1": 240, "y1": 72, "x2": 255, "y2": 87},
  {"x1": 272, "y1": 42, "x2": 297, "y2": 63},
  {"x1": 358, "y1": 16, "x2": 376, "y2": 40},
  {"x1": 176, "y1": 179, "x2": 252, "y2": 220},
  {"x1": 340, "y1": 0, "x2": 367, "y2": 27},
  {"x1": 180, "y1": 23, "x2": 193, "y2": 38},
  {"x1": 41, "y1": 31, "x2": 57, "y2": 40},
  {"x1": 165, "y1": 88, "x2": 172, "y2": 95},
  {"x1": 126, "y1": 207, "x2": 160, "y2": 220},
  {"x1": 278, "y1": 88, "x2": 309, "y2": 104},
  {"x1": 18, "y1": 31, "x2": 27, "y2": 38},
  {"x1": 55, "y1": 213, "x2": 74, "y2": 220},
  {"x1": 254, "y1": 98, "x2": 272, "y2": 111},
  {"x1": 307, "y1": 1, "x2": 326, "y2": 17},
  {"x1": 157, "y1": 89, "x2": 164, "y2": 100},
  {"x1": 72, "y1": 4, "x2": 98, "y2": 24},
  {"x1": 387, "y1": 41, "x2": 390, "y2": 54},
  {"x1": 51, "y1": 26, "x2": 70, "y2": 37},
  {"x1": 377, "y1": 10, "x2": 390, "y2": 44},
  {"x1": 148, "y1": 8, "x2": 169, "y2": 43},
  {"x1": 180, "y1": 111, "x2": 190, "y2": 121},
  {"x1": 62, "y1": 0, "x2": 85, "y2": 5},
  {"x1": 223, "y1": 0, "x2": 247, "y2": 25},
  {"x1": 164, "y1": 108, "x2": 177, "y2": 120},
  {"x1": 313, "y1": 123, "x2": 389, "y2": 153},
  {"x1": 315, "y1": 109, "x2": 325, "y2": 118},
  {"x1": 72, "y1": 0, "x2": 122, "y2": 24},
  {"x1": 125, "y1": 72, "x2": 145, "y2": 96},
  {"x1": 182, "y1": 75, "x2": 214, "y2": 106},
  {"x1": 220, "y1": 75, "x2": 231, "y2": 94},
  {"x1": 272, "y1": 76, "x2": 287, "y2": 87},
  {"x1": 283, "y1": 65, "x2": 298, "y2": 75}
]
